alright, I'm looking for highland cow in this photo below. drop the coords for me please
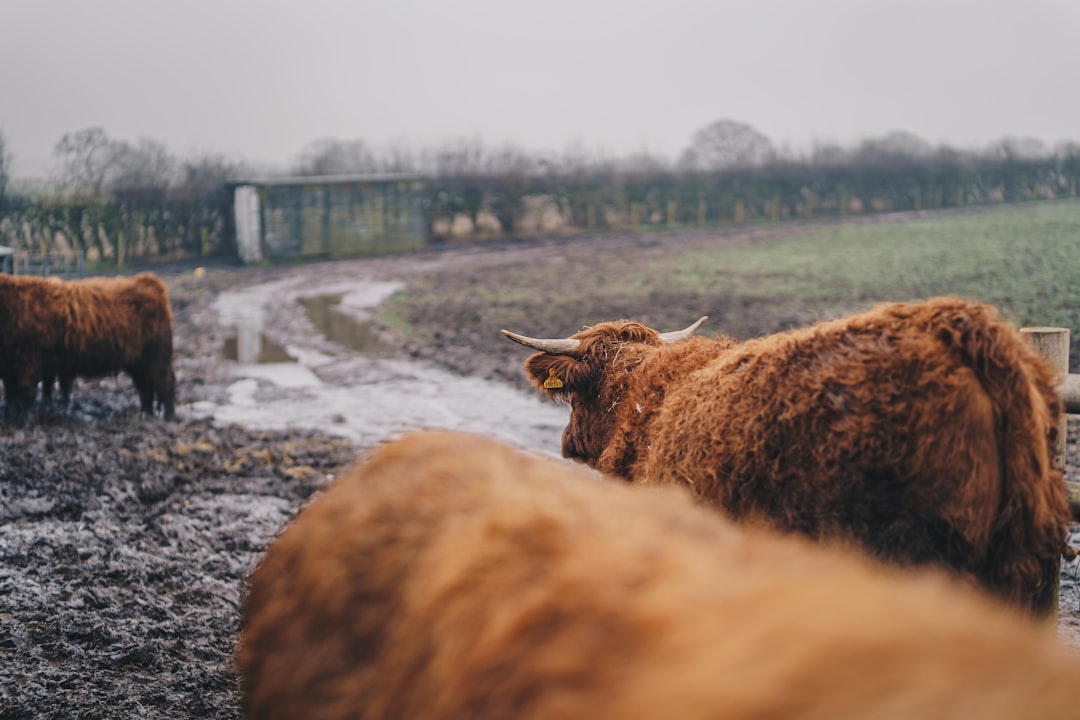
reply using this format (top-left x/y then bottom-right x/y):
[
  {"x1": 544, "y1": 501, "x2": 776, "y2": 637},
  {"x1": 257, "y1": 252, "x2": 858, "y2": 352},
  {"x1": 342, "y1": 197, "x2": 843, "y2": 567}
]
[
  {"x1": 0, "y1": 272, "x2": 176, "y2": 418},
  {"x1": 238, "y1": 431, "x2": 1080, "y2": 720},
  {"x1": 503, "y1": 297, "x2": 1072, "y2": 616}
]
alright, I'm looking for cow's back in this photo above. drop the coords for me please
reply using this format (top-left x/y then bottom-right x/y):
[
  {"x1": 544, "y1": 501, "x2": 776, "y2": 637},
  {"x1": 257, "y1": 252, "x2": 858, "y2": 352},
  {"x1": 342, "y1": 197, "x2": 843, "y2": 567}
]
[{"x1": 637, "y1": 300, "x2": 1030, "y2": 579}]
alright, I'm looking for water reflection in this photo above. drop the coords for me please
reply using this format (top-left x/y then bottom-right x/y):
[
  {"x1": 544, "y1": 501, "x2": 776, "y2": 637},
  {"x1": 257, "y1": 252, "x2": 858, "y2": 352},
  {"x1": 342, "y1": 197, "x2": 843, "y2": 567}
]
[
  {"x1": 221, "y1": 292, "x2": 395, "y2": 363},
  {"x1": 296, "y1": 293, "x2": 392, "y2": 356},
  {"x1": 222, "y1": 327, "x2": 295, "y2": 364}
]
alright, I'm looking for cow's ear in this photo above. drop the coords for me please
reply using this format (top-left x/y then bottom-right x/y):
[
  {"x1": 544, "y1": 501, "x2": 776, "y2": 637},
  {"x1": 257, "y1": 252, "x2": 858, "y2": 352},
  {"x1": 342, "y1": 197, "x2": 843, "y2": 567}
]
[{"x1": 523, "y1": 353, "x2": 591, "y2": 394}]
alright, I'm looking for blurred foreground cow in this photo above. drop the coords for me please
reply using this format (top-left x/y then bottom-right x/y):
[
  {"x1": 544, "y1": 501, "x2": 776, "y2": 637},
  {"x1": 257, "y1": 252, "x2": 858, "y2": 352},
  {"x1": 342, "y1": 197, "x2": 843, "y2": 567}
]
[
  {"x1": 238, "y1": 431, "x2": 1080, "y2": 720},
  {"x1": 503, "y1": 297, "x2": 1072, "y2": 615},
  {"x1": 0, "y1": 272, "x2": 176, "y2": 418}
]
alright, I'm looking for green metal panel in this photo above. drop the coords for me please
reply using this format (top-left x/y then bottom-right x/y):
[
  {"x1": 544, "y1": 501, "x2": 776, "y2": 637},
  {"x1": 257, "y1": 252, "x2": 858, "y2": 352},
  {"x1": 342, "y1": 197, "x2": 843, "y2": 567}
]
[
  {"x1": 262, "y1": 186, "x2": 301, "y2": 257},
  {"x1": 253, "y1": 176, "x2": 426, "y2": 261}
]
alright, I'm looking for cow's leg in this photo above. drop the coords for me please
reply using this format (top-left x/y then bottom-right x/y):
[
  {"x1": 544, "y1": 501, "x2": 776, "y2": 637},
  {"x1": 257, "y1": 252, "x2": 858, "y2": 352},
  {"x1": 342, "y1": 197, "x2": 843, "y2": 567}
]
[
  {"x1": 128, "y1": 368, "x2": 155, "y2": 414},
  {"x1": 3, "y1": 371, "x2": 38, "y2": 420},
  {"x1": 155, "y1": 367, "x2": 176, "y2": 420},
  {"x1": 38, "y1": 373, "x2": 71, "y2": 409},
  {"x1": 143, "y1": 341, "x2": 176, "y2": 419},
  {"x1": 59, "y1": 374, "x2": 74, "y2": 406}
]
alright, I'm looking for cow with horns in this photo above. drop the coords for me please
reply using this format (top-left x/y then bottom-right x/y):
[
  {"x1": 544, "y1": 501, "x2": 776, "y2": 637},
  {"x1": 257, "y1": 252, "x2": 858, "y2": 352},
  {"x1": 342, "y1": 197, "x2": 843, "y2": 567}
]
[{"x1": 502, "y1": 297, "x2": 1073, "y2": 616}]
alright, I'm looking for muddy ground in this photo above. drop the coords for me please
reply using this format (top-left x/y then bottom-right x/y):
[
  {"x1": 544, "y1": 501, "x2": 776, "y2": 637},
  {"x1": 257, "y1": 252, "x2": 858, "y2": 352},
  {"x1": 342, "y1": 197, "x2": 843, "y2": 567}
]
[{"x1": 3, "y1": 221, "x2": 1080, "y2": 718}]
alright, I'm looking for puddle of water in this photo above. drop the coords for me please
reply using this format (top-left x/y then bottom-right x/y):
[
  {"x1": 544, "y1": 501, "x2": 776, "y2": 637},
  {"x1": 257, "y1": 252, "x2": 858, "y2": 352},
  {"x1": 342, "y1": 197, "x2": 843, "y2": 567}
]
[
  {"x1": 206, "y1": 276, "x2": 568, "y2": 458},
  {"x1": 296, "y1": 293, "x2": 392, "y2": 357},
  {"x1": 222, "y1": 332, "x2": 295, "y2": 364},
  {"x1": 205, "y1": 360, "x2": 570, "y2": 457}
]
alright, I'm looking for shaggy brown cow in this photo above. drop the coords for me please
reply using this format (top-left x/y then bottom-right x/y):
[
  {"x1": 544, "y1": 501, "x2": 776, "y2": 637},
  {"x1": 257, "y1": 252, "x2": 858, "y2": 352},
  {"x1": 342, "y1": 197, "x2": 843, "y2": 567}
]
[
  {"x1": 0, "y1": 272, "x2": 176, "y2": 418},
  {"x1": 238, "y1": 431, "x2": 1080, "y2": 720},
  {"x1": 503, "y1": 297, "x2": 1072, "y2": 616}
]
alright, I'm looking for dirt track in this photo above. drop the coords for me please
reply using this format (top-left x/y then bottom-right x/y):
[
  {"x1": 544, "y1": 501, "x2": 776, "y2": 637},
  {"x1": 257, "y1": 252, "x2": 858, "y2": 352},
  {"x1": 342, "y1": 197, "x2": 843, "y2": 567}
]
[{"x1": 2, "y1": 223, "x2": 1080, "y2": 718}]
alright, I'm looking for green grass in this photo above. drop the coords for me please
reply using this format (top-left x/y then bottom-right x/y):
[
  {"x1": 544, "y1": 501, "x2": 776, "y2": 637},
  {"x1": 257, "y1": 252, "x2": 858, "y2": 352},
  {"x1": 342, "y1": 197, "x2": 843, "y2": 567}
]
[
  {"x1": 665, "y1": 200, "x2": 1080, "y2": 329},
  {"x1": 375, "y1": 292, "x2": 421, "y2": 339},
  {"x1": 382, "y1": 199, "x2": 1080, "y2": 373}
]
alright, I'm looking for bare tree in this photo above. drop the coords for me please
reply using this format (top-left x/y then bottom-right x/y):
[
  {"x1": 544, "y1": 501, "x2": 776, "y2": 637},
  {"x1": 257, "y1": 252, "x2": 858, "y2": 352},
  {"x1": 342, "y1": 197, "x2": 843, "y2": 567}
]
[
  {"x1": 679, "y1": 119, "x2": 775, "y2": 171},
  {"x1": 111, "y1": 138, "x2": 176, "y2": 200},
  {"x1": 380, "y1": 141, "x2": 421, "y2": 174},
  {"x1": 175, "y1": 152, "x2": 248, "y2": 201},
  {"x1": 431, "y1": 138, "x2": 489, "y2": 232},
  {"x1": 853, "y1": 131, "x2": 934, "y2": 164},
  {"x1": 1056, "y1": 142, "x2": 1080, "y2": 196},
  {"x1": 614, "y1": 150, "x2": 671, "y2": 177},
  {"x1": 987, "y1": 136, "x2": 1050, "y2": 160},
  {"x1": 54, "y1": 127, "x2": 124, "y2": 197},
  {"x1": 293, "y1": 138, "x2": 377, "y2": 176},
  {"x1": 809, "y1": 141, "x2": 851, "y2": 166},
  {"x1": 431, "y1": 137, "x2": 486, "y2": 178},
  {"x1": 484, "y1": 146, "x2": 535, "y2": 234}
]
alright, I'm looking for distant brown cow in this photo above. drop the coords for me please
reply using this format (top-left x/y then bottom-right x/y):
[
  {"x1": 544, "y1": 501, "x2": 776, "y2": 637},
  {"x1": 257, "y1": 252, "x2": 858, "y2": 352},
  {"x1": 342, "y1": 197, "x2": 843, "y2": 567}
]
[
  {"x1": 503, "y1": 297, "x2": 1072, "y2": 616},
  {"x1": 238, "y1": 430, "x2": 1080, "y2": 720},
  {"x1": 0, "y1": 272, "x2": 176, "y2": 418}
]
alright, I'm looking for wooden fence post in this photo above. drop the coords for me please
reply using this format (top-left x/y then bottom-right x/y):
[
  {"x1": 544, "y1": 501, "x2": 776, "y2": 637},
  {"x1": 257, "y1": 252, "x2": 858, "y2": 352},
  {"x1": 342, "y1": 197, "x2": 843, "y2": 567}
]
[
  {"x1": 1021, "y1": 326, "x2": 1071, "y2": 621},
  {"x1": 1020, "y1": 327, "x2": 1070, "y2": 470}
]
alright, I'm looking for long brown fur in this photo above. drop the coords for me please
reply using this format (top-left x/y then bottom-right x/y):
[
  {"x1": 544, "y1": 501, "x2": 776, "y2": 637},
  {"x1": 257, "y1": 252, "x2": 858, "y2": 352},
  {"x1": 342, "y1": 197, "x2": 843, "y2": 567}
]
[
  {"x1": 238, "y1": 430, "x2": 1080, "y2": 720},
  {"x1": 520, "y1": 297, "x2": 1072, "y2": 616},
  {"x1": 0, "y1": 272, "x2": 176, "y2": 418}
]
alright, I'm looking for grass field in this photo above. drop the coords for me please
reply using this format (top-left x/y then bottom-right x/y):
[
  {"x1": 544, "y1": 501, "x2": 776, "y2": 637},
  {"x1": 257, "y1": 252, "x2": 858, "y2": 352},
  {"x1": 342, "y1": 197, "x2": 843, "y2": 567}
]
[
  {"x1": 381, "y1": 198, "x2": 1080, "y2": 381},
  {"x1": 668, "y1": 200, "x2": 1080, "y2": 331}
]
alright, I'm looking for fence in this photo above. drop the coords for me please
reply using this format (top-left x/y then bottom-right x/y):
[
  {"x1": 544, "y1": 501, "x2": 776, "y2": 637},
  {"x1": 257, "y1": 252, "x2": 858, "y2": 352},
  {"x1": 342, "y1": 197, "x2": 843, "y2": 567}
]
[
  {"x1": 0, "y1": 198, "x2": 229, "y2": 269},
  {"x1": 0, "y1": 246, "x2": 86, "y2": 278},
  {"x1": 1025, "y1": 328, "x2": 1080, "y2": 500}
]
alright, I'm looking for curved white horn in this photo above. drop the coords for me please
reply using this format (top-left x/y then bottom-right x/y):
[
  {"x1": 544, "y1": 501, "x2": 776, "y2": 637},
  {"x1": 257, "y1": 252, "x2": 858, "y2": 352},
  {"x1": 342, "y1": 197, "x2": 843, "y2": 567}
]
[
  {"x1": 658, "y1": 316, "x2": 708, "y2": 344},
  {"x1": 500, "y1": 329, "x2": 582, "y2": 356}
]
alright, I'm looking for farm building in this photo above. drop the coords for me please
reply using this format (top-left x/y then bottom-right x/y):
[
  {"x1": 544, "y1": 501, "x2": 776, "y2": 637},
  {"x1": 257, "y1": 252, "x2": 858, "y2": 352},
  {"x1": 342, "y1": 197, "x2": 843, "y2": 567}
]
[{"x1": 229, "y1": 174, "x2": 427, "y2": 263}]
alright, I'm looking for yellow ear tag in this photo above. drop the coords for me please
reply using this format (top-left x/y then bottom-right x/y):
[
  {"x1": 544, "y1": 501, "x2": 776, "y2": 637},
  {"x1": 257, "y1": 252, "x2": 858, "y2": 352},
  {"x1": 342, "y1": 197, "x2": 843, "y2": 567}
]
[{"x1": 543, "y1": 368, "x2": 564, "y2": 389}]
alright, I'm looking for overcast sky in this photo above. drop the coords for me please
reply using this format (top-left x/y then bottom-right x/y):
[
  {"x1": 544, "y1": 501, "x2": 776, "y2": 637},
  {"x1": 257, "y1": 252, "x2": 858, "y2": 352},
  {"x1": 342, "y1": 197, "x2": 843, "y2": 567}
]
[{"x1": 2, "y1": 0, "x2": 1079, "y2": 178}]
